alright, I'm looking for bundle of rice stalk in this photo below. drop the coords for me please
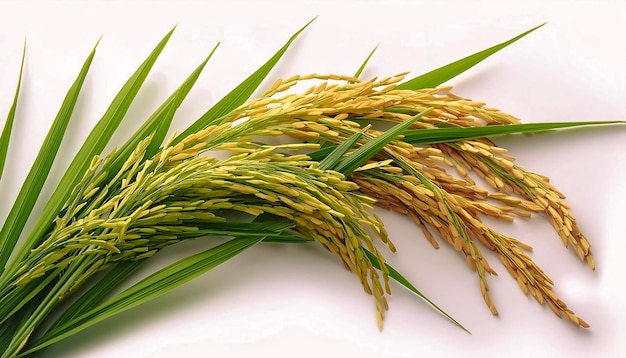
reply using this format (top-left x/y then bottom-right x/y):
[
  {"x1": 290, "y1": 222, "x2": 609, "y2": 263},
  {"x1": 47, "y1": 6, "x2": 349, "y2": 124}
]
[{"x1": 0, "y1": 20, "x2": 622, "y2": 357}]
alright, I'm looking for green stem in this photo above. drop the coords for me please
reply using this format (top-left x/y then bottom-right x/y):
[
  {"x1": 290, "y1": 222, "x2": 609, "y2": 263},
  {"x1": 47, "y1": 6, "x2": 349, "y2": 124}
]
[{"x1": 2, "y1": 255, "x2": 98, "y2": 357}]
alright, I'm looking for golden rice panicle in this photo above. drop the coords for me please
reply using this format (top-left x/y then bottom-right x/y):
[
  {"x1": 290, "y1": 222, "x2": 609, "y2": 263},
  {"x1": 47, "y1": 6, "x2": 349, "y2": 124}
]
[
  {"x1": 487, "y1": 229, "x2": 589, "y2": 328},
  {"x1": 223, "y1": 74, "x2": 521, "y2": 149},
  {"x1": 351, "y1": 172, "x2": 500, "y2": 315},
  {"x1": 226, "y1": 74, "x2": 407, "y2": 141},
  {"x1": 363, "y1": 134, "x2": 492, "y2": 202},
  {"x1": 345, "y1": 126, "x2": 589, "y2": 325},
  {"x1": 513, "y1": 166, "x2": 594, "y2": 269},
  {"x1": 204, "y1": 72, "x2": 594, "y2": 327},
  {"x1": 442, "y1": 139, "x2": 594, "y2": 269},
  {"x1": 379, "y1": 86, "x2": 521, "y2": 128},
  {"x1": 353, "y1": 164, "x2": 589, "y2": 325},
  {"x1": 189, "y1": 145, "x2": 394, "y2": 326}
]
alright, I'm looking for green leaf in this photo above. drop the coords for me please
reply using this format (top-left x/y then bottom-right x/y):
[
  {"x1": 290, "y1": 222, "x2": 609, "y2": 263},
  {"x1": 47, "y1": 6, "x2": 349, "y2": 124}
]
[
  {"x1": 33, "y1": 217, "x2": 299, "y2": 357},
  {"x1": 21, "y1": 235, "x2": 274, "y2": 355},
  {"x1": 0, "y1": 314, "x2": 15, "y2": 352},
  {"x1": 145, "y1": 43, "x2": 219, "y2": 159},
  {"x1": 1, "y1": 38, "x2": 217, "y2": 342},
  {"x1": 0, "y1": 267, "x2": 64, "y2": 325},
  {"x1": 0, "y1": 41, "x2": 25, "y2": 181},
  {"x1": 0, "y1": 31, "x2": 177, "y2": 348},
  {"x1": 172, "y1": 18, "x2": 316, "y2": 144},
  {"x1": 361, "y1": 248, "x2": 470, "y2": 334},
  {"x1": 353, "y1": 44, "x2": 378, "y2": 79},
  {"x1": 318, "y1": 125, "x2": 370, "y2": 170},
  {"x1": 0, "y1": 300, "x2": 37, "y2": 353},
  {"x1": 333, "y1": 108, "x2": 433, "y2": 175},
  {"x1": 402, "y1": 120, "x2": 625, "y2": 145},
  {"x1": 195, "y1": 223, "x2": 307, "y2": 243},
  {"x1": 307, "y1": 145, "x2": 335, "y2": 162},
  {"x1": 3, "y1": 28, "x2": 175, "y2": 274},
  {"x1": 397, "y1": 24, "x2": 545, "y2": 90},
  {"x1": 40, "y1": 261, "x2": 144, "y2": 336},
  {"x1": 0, "y1": 42, "x2": 97, "y2": 273},
  {"x1": 4, "y1": 256, "x2": 99, "y2": 356},
  {"x1": 104, "y1": 43, "x2": 219, "y2": 177}
]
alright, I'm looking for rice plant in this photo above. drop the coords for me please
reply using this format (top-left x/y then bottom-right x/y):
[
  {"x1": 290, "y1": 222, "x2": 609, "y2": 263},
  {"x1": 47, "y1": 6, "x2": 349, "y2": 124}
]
[{"x1": 0, "y1": 21, "x2": 622, "y2": 357}]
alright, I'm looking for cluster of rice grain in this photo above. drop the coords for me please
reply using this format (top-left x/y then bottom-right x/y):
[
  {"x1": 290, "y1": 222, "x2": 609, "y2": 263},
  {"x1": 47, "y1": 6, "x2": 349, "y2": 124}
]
[
  {"x1": 1, "y1": 72, "x2": 594, "y2": 343},
  {"x1": 213, "y1": 73, "x2": 592, "y2": 327},
  {"x1": 1, "y1": 123, "x2": 396, "y2": 333}
]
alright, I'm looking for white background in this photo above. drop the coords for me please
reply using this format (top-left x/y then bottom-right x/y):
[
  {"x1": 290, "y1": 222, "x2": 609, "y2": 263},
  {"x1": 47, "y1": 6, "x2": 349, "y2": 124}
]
[{"x1": 0, "y1": 1, "x2": 625, "y2": 357}]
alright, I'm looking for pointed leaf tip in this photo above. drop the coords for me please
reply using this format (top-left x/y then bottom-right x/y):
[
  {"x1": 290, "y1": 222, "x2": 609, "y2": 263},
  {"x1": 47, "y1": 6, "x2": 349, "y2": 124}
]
[
  {"x1": 173, "y1": 19, "x2": 312, "y2": 143},
  {"x1": 354, "y1": 43, "x2": 379, "y2": 79},
  {"x1": 94, "y1": 35, "x2": 103, "y2": 48},
  {"x1": 5, "y1": 27, "x2": 175, "y2": 271},
  {"x1": 0, "y1": 40, "x2": 26, "y2": 184},
  {"x1": 398, "y1": 23, "x2": 546, "y2": 90}
]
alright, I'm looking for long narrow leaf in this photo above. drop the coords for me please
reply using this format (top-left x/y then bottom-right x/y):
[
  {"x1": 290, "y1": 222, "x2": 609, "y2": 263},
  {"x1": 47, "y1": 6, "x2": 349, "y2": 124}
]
[
  {"x1": 0, "y1": 41, "x2": 25, "y2": 181},
  {"x1": 397, "y1": 24, "x2": 545, "y2": 90},
  {"x1": 353, "y1": 44, "x2": 378, "y2": 79},
  {"x1": 35, "y1": 217, "x2": 298, "y2": 356},
  {"x1": 4, "y1": 256, "x2": 99, "y2": 356},
  {"x1": 22, "y1": 236, "x2": 271, "y2": 355},
  {"x1": 318, "y1": 125, "x2": 370, "y2": 170},
  {"x1": 42, "y1": 219, "x2": 305, "y2": 333},
  {"x1": 99, "y1": 43, "x2": 219, "y2": 180},
  {"x1": 307, "y1": 145, "x2": 337, "y2": 162},
  {"x1": 333, "y1": 108, "x2": 432, "y2": 175},
  {"x1": 0, "y1": 314, "x2": 14, "y2": 352},
  {"x1": 1, "y1": 39, "x2": 213, "y2": 352},
  {"x1": 40, "y1": 261, "x2": 144, "y2": 336},
  {"x1": 0, "y1": 42, "x2": 96, "y2": 273},
  {"x1": 172, "y1": 18, "x2": 316, "y2": 144},
  {"x1": 361, "y1": 248, "x2": 470, "y2": 334},
  {"x1": 0, "y1": 299, "x2": 37, "y2": 353},
  {"x1": 145, "y1": 43, "x2": 219, "y2": 160},
  {"x1": 402, "y1": 120, "x2": 625, "y2": 145},
  {"x1": 4, "y1": 28, "x2": 175, "y2": 274},
  {"x1": 0, "y1": 268, "x2": 64, "y2": 325}
]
